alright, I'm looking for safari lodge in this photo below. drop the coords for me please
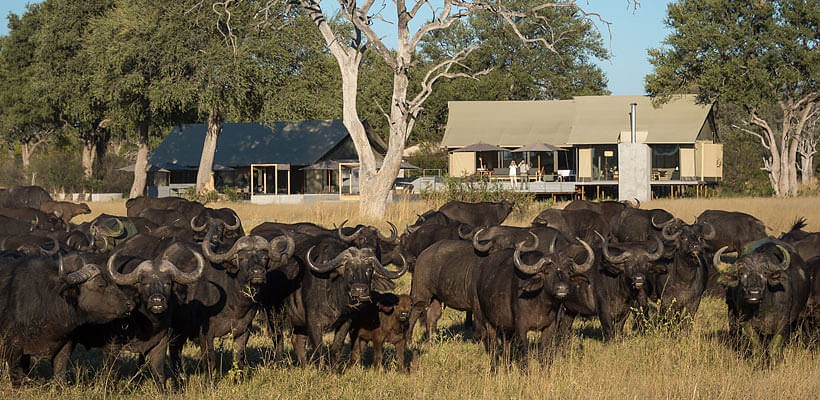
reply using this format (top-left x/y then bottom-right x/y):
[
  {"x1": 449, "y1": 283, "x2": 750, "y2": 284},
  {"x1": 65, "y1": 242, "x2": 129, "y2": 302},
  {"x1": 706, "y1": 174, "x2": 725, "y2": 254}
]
[{"x1": 442, "y1": 95, "x2": 723, "y2": 200}]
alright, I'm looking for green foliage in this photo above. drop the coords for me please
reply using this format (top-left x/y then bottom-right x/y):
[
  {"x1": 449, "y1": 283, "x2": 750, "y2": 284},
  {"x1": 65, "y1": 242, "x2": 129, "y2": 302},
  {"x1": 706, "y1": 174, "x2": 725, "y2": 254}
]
[{"x1": 632, "y1": 299, "x2": 694, "y2": 337}]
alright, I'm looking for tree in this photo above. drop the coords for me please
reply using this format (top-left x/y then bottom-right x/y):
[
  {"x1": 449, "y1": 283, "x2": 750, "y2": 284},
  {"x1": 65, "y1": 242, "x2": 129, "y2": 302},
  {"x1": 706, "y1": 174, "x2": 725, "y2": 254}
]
[
  {"x1": 84, "y1": 0, "x2": 199, "y2": 198},
  {"x1": 412, "y1": 1, "x2": 610, "y2": 144},
  {"x1": 230, "y1": 0, "x2": 620, "y2": 219},
  {"x1": 0, "y1": 6, "x2": 59, "y2": 171},
  {"x1": 646, "y1": 0, "x2": 819, "y2": 197},
  {"x1": 31, "y1": 0, "x2": 116, "y2": 179}
]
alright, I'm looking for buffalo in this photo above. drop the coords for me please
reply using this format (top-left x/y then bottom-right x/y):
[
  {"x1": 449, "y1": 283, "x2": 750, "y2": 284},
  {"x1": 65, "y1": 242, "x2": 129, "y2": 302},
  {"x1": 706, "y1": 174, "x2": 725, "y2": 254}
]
[
  {"x1": 349, "y1": 292, "x2": 412, "y2": 370},
  {"x1": 714, "y1": 239, "x2": 811, "y2": 363},
  {"x1": 0, "y1": 255, "x2": 134, "y2": 386},
  {"x1": 437, "y1": 200, "x2": 514, "y2": 228}
]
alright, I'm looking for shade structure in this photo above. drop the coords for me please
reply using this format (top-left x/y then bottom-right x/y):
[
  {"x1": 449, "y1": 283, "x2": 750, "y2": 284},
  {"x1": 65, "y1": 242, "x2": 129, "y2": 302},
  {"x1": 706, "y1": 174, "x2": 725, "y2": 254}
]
[
  {"x1": 510, "y1": 143, "x2": 568, "y2": 152},
  {"x1": 451, "y1": 142, "x2": 507, "y2": 152}
]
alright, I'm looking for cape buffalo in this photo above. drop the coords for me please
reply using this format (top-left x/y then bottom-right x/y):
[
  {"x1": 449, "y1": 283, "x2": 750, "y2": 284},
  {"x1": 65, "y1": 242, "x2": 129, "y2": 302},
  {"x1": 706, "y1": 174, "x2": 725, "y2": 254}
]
[
  {"x1": 714, "y1": 238, "x2": 811, "y2": 363},
  {"x1": 349, "y1": 292, "x2": 412, "y2": 370},
  {"x1": 39, "y1": 200, "x2": 91, "y2": 225},
  {"x1": 0, "y1": 255, "x2": 134, "y2": 386},
  {"x1": 0, "y1": 185, "x2": 52, "y2": 209},
  {"x1": 437, "y1": 200, "x2": 514, "y2": 227}
]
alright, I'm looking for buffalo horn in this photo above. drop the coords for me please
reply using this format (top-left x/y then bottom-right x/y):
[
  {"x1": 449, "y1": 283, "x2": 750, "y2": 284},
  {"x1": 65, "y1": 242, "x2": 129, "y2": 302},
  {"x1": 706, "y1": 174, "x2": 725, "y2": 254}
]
[
  {"x1": 223, "y1": 210, "x2": 242, "y2": 231},
  {"x1": 647, "y1": 235, "x2": 665, "y2": 261},
  {"x1": 661, "y1": 220, "x2": 682, "y2": 241},
  {"x1": 771, "y1": 245, "x2": 791, "y2": 272},
  {"x1": 61, "y1": 257, "x2": 102, "y2": 285},
  {"x1": 713, "y1": 246, "x2": 734, "y2": 274},
  {"x1": 572, "y1": 238, "x2": 595, "y2": 273},
  {"x1": 201, "y1": 226, "x2": 243, "y2": 263},
  {"x1": 371, "y1": 252, "x2": 408, "y2": 279},
  {"x1": 651, "y1": 215, "x2": 674, "y2": 229},
  {"x1": 190, "y1": 215, "x2": 208, "y2": 232},
  {"x1": 160, "y1": 246, "x2": 206, "y2": 285},
  {"x1": 517, "y1": 232, "x2": 540, "y2": 253},
  {"x1": 596, "y1": 231, "x2": 631, "y2": 264},
  {"x1": 270, "y1": 234, "x2": 296, "y2": 260},
  {"x1": 405, "y1": 224, "x2": 418, "y2": 234},
  {"x1": 107, "y1": 250, "x2": 151, "y2": 286},
  {"x1": 306, "y1": 246, "x2": 350, "y2": 273},
  {"x1": 513, "y1": 239, "x2": 549, "y2": 275},
  {"x1": 337, "y1": 220, "x2": 361, "y2": 243},
  {"x1": 377, "y1": 221, "x2": 399, "y2": 244},
  {"x1": 0, "y1": 236, "x2": 6, "y2": 250},
  {"x1": 472, "y1": 228, "x2": 493, "y2": 253},
  {"x1": 41, "y1": 237, "x2": 61, "y2": 256},
  {"x1": 457, "y1": 224, "x2": 474, "y2": 240}
]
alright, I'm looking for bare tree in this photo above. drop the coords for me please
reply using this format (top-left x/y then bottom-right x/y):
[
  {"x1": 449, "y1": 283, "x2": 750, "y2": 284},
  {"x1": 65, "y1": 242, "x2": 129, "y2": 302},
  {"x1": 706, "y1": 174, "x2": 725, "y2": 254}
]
[
  {"x1": 222, "y1": 0, "x2": 617, "y2": 218},
  {"x1": 797, "y1": 109, "x2": 819, "y2": 187}
]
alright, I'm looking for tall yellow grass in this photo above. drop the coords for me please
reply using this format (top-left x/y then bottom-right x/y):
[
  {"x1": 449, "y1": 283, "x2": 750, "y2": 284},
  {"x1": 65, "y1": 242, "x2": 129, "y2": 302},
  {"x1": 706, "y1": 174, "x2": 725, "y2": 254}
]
[{"x1": 8, "y1": 196, "x2": 820, "y2": 399}]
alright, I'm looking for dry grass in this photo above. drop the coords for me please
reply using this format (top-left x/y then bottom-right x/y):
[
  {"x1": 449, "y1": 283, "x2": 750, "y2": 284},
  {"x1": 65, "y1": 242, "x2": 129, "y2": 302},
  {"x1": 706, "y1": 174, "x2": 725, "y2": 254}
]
[{"x1": 7, "y1": 196, "x2": 820, "y2": 399}]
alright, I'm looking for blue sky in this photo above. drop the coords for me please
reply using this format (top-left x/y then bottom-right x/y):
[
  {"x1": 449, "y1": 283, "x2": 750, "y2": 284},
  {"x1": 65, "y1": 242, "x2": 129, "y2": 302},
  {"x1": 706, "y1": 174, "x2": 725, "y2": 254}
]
[{"x1": 0, "y1": 1, "x2": 671, "y2": 95}]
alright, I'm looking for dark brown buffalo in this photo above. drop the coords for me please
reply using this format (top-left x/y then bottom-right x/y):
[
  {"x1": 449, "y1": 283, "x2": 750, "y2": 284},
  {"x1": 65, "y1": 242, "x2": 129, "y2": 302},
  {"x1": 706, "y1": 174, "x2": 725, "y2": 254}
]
[
  {"x1": 349, "y1": 292, "x2": 412, "y2": 370},
  {"x1": 169, "y1": 223, "x2": 295, "y2": 380},
  {"x1": 473, "y1": 234, "x2": 594, "y2": 366},
  {"x1": 611, "y1": 207, "x2": 674, "y2": 242},
  {"x1": 695, "y1": 210, "x2": 768, "y2": 253},
  {"x1": 648, "y1": 218, "x2": 714, "y2": 325},
  {"x1": 0, "y1": 255, "x2": 134, "y2": 386},
  {"x1": 125, "y1": 196, "x2": 199, "y2": 218},
  {"x1": 0, "y1": 207, "x2": 67, "y2": 232},
  {"x1": 779, "y1": 217, "x2": 820, "y2": 263},
  {"x1": 714, "y1": 239, "x2": 811, "y2": 363},
  {"x1": 532, "y1": 208, "x2": 611, "y2": 245},
  {"x1": 564, "y1": 199, "x2": 638, "y2": 226},
  {"x1": 0, "y1": 234, "x2": 60, "y2": 257},
  {"x1": 437, "y1": 200, "x2": 514, "y2": 228},
  {"x1": 595, "y1": 233, "x2": 665, "y2": 339},
  {"x1": 66, "y1": 235, "x2": 206, "y2": 391},
  {"x1": 39, "y1": 201, "x2": 91, "y2": 225},
  {"x1": 285, "y1": 233, "x2": 408, "y2": 366},
  {"x1": 0, "y1": 185, "x2": 52, "y2": 209}
]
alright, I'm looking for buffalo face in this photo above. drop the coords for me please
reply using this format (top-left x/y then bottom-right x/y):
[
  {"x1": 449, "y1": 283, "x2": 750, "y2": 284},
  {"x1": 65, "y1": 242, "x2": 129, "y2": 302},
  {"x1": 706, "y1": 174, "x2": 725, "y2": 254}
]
[
  {"x1": 108, "y1": 243, "x2": 205, "y2": 314},
  {"x1": 307, "y1": 245, "x2": 407, "y2": 305},
  {"x1": 714, "y1": 243, "x2": 791, "y2": 304},
  {"x1": 599, "y1": 233, "x2": 664, "y2": 291},
  {"x1": 513, "y1": 233, "x2": 595, "y2": 301},
  {"x1": 59, "y1": 256, "x2": 135, "y2": 323}
]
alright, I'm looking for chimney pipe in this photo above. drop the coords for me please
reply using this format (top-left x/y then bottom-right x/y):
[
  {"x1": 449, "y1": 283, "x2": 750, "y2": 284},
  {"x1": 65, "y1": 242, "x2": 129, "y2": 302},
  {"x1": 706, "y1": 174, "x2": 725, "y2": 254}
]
[{"x1": 630, "y1": 102, "x2": 637, "y2": 143}]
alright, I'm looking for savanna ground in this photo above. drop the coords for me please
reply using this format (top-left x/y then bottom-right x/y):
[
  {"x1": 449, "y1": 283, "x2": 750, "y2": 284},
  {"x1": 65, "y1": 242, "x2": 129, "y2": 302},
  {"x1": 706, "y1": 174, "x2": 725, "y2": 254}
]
[{"x1": 4, "y1": 196, "x2": 820, "y2": 399}]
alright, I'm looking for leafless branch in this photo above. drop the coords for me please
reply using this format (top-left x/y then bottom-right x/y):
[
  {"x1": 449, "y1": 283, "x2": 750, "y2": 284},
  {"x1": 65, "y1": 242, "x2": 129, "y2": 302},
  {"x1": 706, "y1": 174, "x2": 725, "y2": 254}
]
[{"x1": 732, "y1": 124, "x2": 771, "y2": 151}]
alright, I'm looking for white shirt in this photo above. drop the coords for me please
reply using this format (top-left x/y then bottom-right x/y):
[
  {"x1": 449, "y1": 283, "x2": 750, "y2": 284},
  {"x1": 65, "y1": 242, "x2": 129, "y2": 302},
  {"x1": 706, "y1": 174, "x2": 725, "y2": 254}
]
[{"x1": 509, "y1": 165, "x2": 517, "y2": 176}]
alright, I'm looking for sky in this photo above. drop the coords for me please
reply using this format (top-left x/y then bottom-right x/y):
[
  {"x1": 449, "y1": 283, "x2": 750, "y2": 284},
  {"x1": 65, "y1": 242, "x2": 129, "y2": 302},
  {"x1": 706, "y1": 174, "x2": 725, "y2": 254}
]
[{"x1": 0, "y1": 1, "x2": 671, "y2": 96}]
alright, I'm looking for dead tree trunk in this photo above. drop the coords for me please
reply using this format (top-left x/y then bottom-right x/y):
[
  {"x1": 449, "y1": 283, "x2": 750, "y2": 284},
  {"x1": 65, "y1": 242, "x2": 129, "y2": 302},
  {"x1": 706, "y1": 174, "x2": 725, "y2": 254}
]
[
  {"x1": 196, "y1": 108, "x2": 222, "y2": 195},
  {"x1": 129, "y1": 120, "x2": 150, "y2": 199}
]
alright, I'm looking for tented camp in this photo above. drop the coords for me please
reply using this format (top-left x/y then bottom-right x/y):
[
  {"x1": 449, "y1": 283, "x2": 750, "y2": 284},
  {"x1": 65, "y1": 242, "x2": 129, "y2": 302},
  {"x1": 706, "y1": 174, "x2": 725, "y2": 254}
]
[{"x1": 442, "y1": 95, "x2": 722, "y2": 200}]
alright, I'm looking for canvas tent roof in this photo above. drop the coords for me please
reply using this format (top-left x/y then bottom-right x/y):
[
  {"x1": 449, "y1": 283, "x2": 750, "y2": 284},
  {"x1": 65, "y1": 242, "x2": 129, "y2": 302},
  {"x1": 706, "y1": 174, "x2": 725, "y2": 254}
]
[
  {"x1": 149, "y1": 120, "x2": 350, "y2": 167},
  {"x1": 442, "y1": 95, "x2": 714, "y2": 148}
]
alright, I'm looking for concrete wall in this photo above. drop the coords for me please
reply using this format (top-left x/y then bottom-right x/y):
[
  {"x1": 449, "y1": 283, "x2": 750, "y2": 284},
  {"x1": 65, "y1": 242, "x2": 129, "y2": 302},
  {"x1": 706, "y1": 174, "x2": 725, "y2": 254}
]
[{"x1": 618, "y1": 143, "x2": 651, "y2": 202}]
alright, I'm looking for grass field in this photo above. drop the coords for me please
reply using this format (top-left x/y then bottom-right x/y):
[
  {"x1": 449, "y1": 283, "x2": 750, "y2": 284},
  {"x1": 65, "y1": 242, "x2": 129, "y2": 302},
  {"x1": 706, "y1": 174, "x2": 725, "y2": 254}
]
[{"x1": 4, "y1": 196, "x2": 820, "y2": 399}]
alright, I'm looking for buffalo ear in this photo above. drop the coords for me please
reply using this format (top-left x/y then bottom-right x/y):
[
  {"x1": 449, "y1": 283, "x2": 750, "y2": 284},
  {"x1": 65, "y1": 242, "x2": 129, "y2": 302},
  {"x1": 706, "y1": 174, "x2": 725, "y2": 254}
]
[
  {"x1": 371, "y1": 275, "x2": 395, "y2": 292},
  {"x1": 768, "y1": 272, "x2": 782, "y2": 286},
  {"x1": 717, "y1": 274, "x2": 739, "y2": 288},
  {"x1": 519, "y1": 274, "x2": 545, "y2": 294},
  {"x1": 59, "y1": 284, "x2": 81, "y2": 306}
]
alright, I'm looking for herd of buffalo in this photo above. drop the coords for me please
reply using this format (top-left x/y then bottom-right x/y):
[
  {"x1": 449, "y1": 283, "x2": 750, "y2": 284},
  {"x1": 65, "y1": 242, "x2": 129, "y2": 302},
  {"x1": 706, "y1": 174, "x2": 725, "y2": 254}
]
[{"x1": 0, "y1": 184, "x2": 817, "y2": 390}]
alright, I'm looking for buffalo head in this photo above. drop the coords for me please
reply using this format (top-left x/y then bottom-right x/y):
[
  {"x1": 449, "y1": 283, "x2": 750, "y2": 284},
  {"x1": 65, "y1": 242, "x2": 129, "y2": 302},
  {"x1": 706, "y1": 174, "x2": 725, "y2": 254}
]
[
  {"x1": 202, "y1": 223, "x2": 295, "y2": 287},
  {"x1": 597, "y1": 232, "x2": 664, "y2": 290},
  {"x1": 513, "y1": 232, "x2": 595, "y2": 301},
  {"x1": 59, "y1": 254, "x2": 135, "y2": 322},
  {"x1": 713, "y1": 240, "x2": 792, "y2": 304},
  {"x1": 107, "y1": 243, "x2": 205, "y2": 314},
  {"x1": 306, "y1": 244, "x2": 407, "y2": 304}
]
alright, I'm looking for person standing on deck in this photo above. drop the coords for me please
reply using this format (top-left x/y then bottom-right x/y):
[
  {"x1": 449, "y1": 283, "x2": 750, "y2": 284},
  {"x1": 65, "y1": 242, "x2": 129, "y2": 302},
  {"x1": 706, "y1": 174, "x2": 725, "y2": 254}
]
[
  {"x1": 518, "y1": 160, "x2": 529, "y2": 190},
  {"x1": 509, "y1": 160, "x2": 517, "y2": 189}
]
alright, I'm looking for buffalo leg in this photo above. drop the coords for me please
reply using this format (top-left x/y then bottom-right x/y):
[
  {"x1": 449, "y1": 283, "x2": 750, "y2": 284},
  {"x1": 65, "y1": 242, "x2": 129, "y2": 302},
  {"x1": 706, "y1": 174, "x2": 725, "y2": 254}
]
[
  {"x1": 330, "y1": 320, "x2": 352, "y2": 366},
  {"x1": 426, "y1": 299, "x2": 443, "y2": 342},
  {"x1": 147, "y1": 339, "x2": 169, "y2": 392},
  {"x1": 264, "y1": 308, "x2": 286, "y2": 361},
  {"x1": 52, "y1": 341, "x2": 75, "y2": 385},
  {"x1": 292, "y1": 331, "x2": 309, "y2": 366},
  {"x1": 6, "y1": 347, "x2": 27, "y2": 387},
  {"x1": 395, "y1": 337, "x2": 408, "y2": 371},
  {"x1": 350, "y1": 336, "x2": 364, "y2": 367},
  {"x1": 372, "y1": 338, "x2": 384, "y2": 369},
  {"x1": 233, "y1": 329, "x2": 250, "y2": 371},
  {"x1": 407, "y1": 302, "x2": 427, "y2": 344}
]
